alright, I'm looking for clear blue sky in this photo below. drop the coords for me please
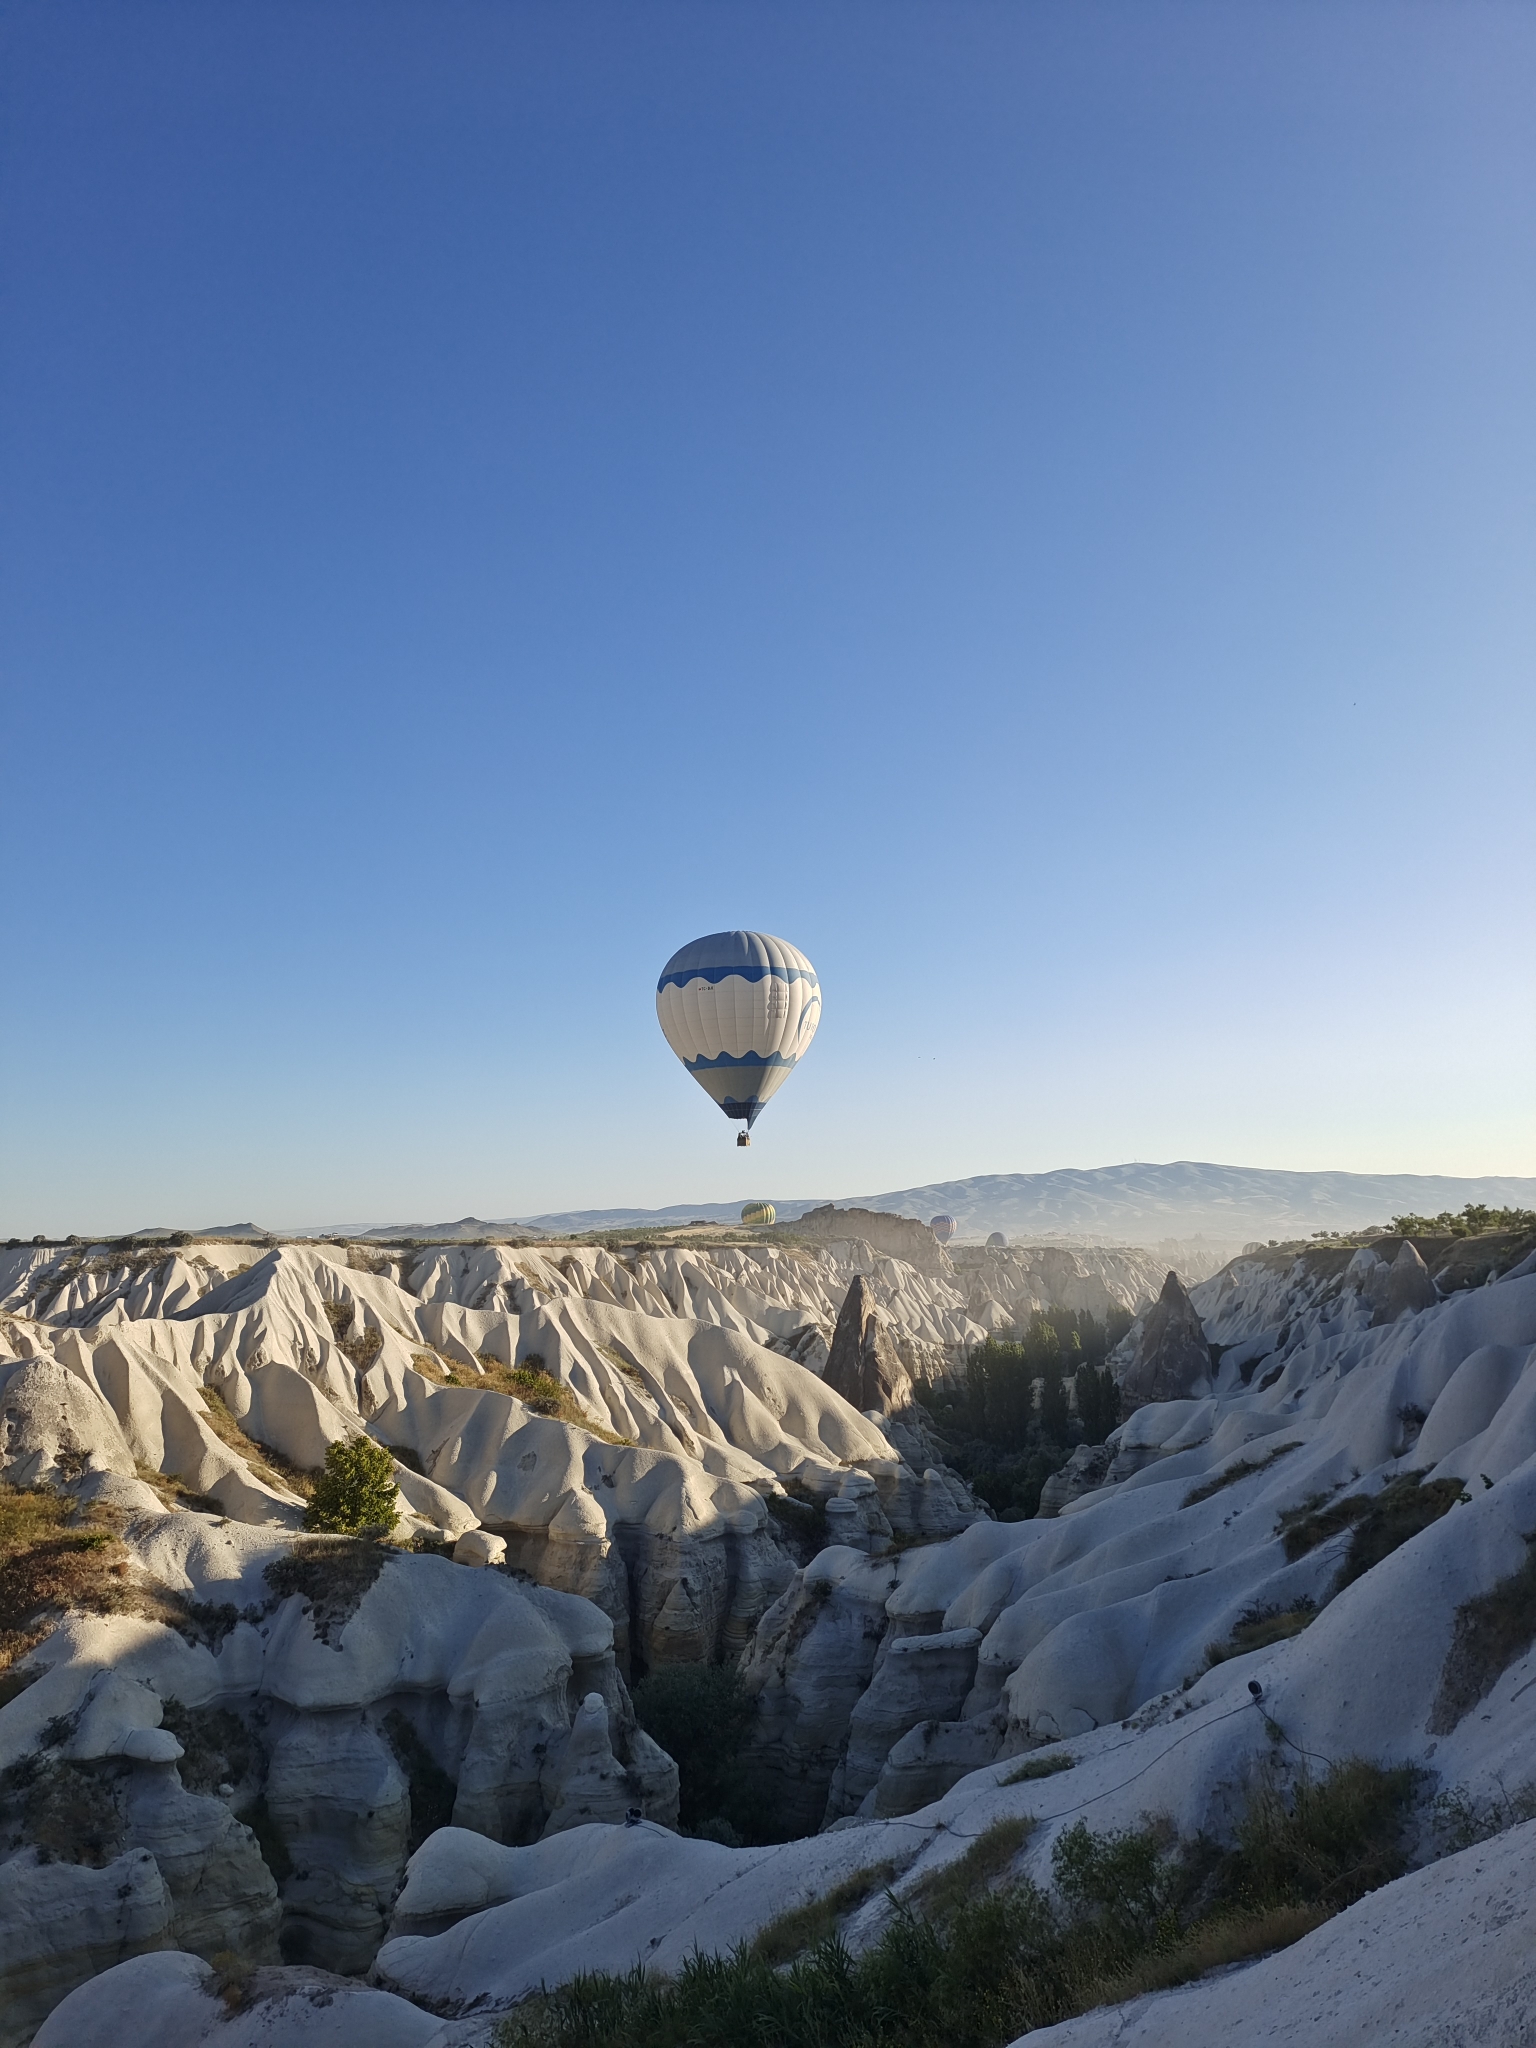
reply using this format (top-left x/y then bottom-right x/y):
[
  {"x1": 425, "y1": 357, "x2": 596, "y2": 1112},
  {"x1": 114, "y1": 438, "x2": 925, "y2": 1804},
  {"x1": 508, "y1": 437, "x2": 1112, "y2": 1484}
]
[{"x1": 2, "y1": 1, "x2": 1532, "y2": 1235}]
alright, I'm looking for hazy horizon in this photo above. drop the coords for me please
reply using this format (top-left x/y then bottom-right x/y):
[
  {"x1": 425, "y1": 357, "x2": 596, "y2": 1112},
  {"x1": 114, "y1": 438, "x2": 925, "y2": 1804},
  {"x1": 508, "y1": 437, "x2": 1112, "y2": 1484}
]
[{"x1": 3, "y1": 3, "x2": 1532, "y2": 1236}]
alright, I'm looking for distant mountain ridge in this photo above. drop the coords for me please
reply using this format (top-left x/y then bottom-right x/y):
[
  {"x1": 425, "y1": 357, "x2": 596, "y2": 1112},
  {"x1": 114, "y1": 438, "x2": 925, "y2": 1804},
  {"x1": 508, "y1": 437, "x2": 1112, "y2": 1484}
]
[{"x1": 516, "y1": 1161, "x2": 1536, "y2": 1246}]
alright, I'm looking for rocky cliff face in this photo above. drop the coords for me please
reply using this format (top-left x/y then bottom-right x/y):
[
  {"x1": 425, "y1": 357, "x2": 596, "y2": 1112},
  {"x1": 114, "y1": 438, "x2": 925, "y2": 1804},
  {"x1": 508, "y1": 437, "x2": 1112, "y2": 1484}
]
[
  {"x1": 1109, "y1": 1268, "x2": 1214, "y2": 1409},
  {"x1": 788, "y1": 1206, "x2": 952, "y2": 1277}
]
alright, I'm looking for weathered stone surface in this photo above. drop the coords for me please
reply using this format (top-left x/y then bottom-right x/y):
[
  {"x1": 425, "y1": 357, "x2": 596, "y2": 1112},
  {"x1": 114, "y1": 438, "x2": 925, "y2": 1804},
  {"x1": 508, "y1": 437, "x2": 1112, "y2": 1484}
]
[
  {"x1": 1111, "y1": 1270, "x2": 1212, "y2": 1409},
  {"x1": 823, "y1": 1276, "x2": 913, "y2": 1415},
  {"x1": 825, "y1": 1626, "x2": 981, "y2": 1821},
  {"x1": 1036, "y1": 1443, "x2": 1113, "y2": 1518},
  {"x1": 870, "y1": 1707, "x2": 1006, "y2": 1817},
  {"x1": 790, "y1": 1206, "x2": 953, "y2": 1278},
  {"x1": 0, "y1": 1848, "x2": 172, "y2": 2048},
  {"x1": 32, "y1": 1949, "x2": 443, "y2": 2047},
  {"x1": 1366, "y1": 1240, "x2": 1439, "y2": 1326}
]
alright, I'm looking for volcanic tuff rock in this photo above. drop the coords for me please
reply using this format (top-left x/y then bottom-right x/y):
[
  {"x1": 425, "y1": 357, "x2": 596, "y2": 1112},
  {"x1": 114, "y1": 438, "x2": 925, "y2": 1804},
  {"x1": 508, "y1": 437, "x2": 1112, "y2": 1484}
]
[
  {"x1": 0, "y1": 1517, "x2": 674, "y2": 2032},
  {"x1": 1109, "y1": 1267, "x2": 1213, "y2": 1409},
  {"x1": 11, "y1": 1216, "x2": 1536, "y2": 2042},
  {"x1": 822, "y1": 1275, "x2": 913, "y2": 1415},
  {"x1": 729, "y1": 1241, "x2": 1536, "y2": 1827},
  {"x1": 789, "y1": 1204, "x2": 954, "y2": 1277}
]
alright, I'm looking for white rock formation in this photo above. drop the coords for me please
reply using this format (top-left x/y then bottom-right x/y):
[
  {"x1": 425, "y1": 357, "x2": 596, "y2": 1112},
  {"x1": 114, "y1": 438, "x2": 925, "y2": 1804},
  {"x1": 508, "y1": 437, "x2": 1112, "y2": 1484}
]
[
  {"x1": 32, "y1": 1949, "x2": 452, "y2": 2047},
  {"x1": 0, "y1": 1516, "x2": 674, "y2": 2030},
  {"x1": 734, "y1": 1251, "x2": 1536, "y2": 1820}
]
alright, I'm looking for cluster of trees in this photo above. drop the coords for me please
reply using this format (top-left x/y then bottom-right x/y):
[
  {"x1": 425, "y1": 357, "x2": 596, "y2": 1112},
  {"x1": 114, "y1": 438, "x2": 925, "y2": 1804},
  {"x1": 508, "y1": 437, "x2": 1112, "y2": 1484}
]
[
  {"x1": 919, "y1": 1308, "x2": 1130, "y2": 1520},
  {"x1": 1386, "y1": 1204, "x2": 1536, "y2": 1239},
  {"x1": 952, "y1": 1309, "x2": 1130, "y2": 1453}
]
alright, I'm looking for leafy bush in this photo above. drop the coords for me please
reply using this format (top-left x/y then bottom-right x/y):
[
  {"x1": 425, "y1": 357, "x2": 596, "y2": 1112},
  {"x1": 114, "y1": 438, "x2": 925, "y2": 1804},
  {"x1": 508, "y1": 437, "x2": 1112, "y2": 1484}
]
[
  {"x1": 303, "y1": 1436, "x2": 399, "y2": 1535},
  {"x1": 494, "y1": 1761, "x2": 1421, "y2": 2048},
  {"x1": 1228, "y1": 1758, "x2": 1420, "y2": 1910}
]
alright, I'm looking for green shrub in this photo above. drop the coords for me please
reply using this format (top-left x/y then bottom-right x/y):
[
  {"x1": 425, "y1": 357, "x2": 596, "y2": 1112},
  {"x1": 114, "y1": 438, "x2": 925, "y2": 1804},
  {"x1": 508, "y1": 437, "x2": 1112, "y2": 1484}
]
[
  {"x1": 493, "y1": 1762, "x2": 1422, "y2": 2048},
  {"x1": 303, "y1": 1437, "x2": 399, "y2": 1535},
  {"x1": 1228, "y1": 1758, "x2": 1420, "y2": 1910},
  {"x1": 631, "y1": 1661, "x2": 758, "y2": 1837}
]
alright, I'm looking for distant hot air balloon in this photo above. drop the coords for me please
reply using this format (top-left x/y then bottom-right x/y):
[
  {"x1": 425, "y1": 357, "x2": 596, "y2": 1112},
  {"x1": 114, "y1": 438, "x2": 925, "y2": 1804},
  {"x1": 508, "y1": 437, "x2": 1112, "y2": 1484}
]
[
  {"x1": 741, "y1": 1201, "x2": 776, "y2": 1227},
  {"x1": 987, "y1": 1231, "x2": 1007, "y2": 1248},
  {"x1": 656, "y1": 931, "x2": 820, "y2": 1147},
  {"x1": 930, "y1": 1214, "x2": 957, "y2": 1243}
]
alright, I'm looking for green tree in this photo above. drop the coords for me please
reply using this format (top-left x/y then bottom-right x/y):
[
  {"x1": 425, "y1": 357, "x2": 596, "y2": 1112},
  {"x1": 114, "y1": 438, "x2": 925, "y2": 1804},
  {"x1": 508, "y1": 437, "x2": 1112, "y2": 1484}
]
[
  {"x1": 1075, "y1": 1364, "x2": 1121, "y2": 1445},
  {"x1": 304, "y1": 1436, "x2": 399, "y2": 1535}
]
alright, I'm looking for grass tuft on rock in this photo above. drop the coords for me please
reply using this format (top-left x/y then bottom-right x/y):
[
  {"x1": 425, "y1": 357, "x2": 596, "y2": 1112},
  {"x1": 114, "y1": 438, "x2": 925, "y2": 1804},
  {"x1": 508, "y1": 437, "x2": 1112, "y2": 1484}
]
[
  {"x1": 1429, "y1": 1538, "x2": 1536, "y2": 1734},
  {"x1": 1206, "y1": 1600, "x2": 1316, "y2": 1667},
  {"x1": 1278, "y1": 1472, "x2": 1464, "y2": 1586},
  {"x1": 263, "y1": 1533, "x2": 390, "y2": 1643},
  {"x1": 751, "y1": 1862, "x2": 899, "y2": 1966},
  {"x1": 1000, "y1": 1751, "x2": 1076, "y2": 1785},
  {"x1": 1183, "y1": 1441, "x2": 1301, "y2": 1508}
]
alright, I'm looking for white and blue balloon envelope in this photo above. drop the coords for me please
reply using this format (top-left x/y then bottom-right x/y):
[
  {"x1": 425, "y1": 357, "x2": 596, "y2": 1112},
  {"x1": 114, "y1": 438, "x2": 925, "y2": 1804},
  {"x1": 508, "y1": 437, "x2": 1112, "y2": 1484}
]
[{"x1": 656, "y1": 930, "x2": 820, "y2": 1133}]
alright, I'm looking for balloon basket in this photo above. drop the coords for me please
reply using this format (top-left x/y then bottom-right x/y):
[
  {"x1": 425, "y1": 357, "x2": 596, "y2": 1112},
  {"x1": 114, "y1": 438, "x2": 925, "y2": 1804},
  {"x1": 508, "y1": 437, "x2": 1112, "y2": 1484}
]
[{"x1": 737, "y1": 1132, "x2": 751, "y2": 1147}]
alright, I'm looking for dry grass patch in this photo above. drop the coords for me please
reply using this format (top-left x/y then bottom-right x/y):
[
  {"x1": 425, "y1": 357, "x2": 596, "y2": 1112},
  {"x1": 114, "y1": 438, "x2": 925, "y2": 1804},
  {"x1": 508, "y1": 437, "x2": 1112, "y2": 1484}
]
[
  {"x1": 1206, "y1": 1601, "x2": 1316, "y2": 1667},
  {"x1": 904, "y1": 1815, "x2": 1035, "y2": 1919},
  {"x1": 1429, "y1": 1539, "x2": 1536, "y2": 1734},
  {"x1": 263, "y1": 1534, "x2": 390, "y2": 1645},
  {"x1": 199, "y1": 1389, "x2": 315, "y2": 1501},
  {"x1": 0, "y1": 1483, "x2": 238, "y2": 1668},
  {"x1": 1081, "y1": 1901, "x2": 1325, "y2": 2008},
  {"x1": 1001, "y1": 1751, "x2": 1076, "y2": 1785},
  {"x1": 1183, "y1": 1441, "x2": 1301, "y2": 1508},
  {"x1": 1279, "y1": 1472, "x2": 1465, "y2": 1586},
  {"x1": 322, "y1": 1299, "x2": 384, "y2": 1370},
  {"x1": 751, "y1": 1861, "x2": 901, "y2": 1965}
]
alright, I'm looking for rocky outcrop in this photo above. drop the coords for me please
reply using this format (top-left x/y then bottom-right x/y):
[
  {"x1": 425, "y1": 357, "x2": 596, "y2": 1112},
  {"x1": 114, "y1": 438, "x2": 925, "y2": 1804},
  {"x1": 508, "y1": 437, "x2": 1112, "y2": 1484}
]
[
  {"x1": 788, "y1": 1206, "x2": 953, "y2": 1278},
  {"x1": 823, "y1": 1276, "x2": 913, "y2": 1415},
  {"x1": 1110, "y1": 1270, "x2": 1212, "y2": 1409},
  {"x1": 0, "y1": 1519, "x2": 678, "y2": 2024},
  {"x1": 1035, "y1": 1442, "x2": 1112, "y2": 1518},
  {"x1": 1363, "y1": 1240, "x2": 1440, "y2": 1326},
  {"x1": 0, "y1": 1849, "x2": 172, "y2": 2048},
  {"x1": 33, "y1": 1949, "x2": 445, "y2": 2048}
]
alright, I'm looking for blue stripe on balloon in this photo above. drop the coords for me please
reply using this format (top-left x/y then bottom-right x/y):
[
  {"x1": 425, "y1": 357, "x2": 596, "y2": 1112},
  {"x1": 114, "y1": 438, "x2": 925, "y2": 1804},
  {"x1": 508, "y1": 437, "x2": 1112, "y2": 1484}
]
[
  {"x1": 656, "y1": 964, "x2": 819, "y2": 993},
  {"x1": 684, "y1": 1049, "x2": 798, "y2": 1071}
]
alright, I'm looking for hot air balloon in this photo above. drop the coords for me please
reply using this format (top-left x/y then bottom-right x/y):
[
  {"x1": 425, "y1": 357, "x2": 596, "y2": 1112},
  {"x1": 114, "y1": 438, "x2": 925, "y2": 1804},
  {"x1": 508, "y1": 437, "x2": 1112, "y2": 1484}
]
[
  {"x1": 656, "y1": 931, "x2": 820, "y2": 1147},
  {"x1": 930, "y1": 1213, "x2": 957, "y2": 1243},
  {"x1": 741, "y1": 1201, "x2": 776, "y2": 1227},
  {"x1": 987, "y1": 1231, "x2": 1007, "y2": 1248}
]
